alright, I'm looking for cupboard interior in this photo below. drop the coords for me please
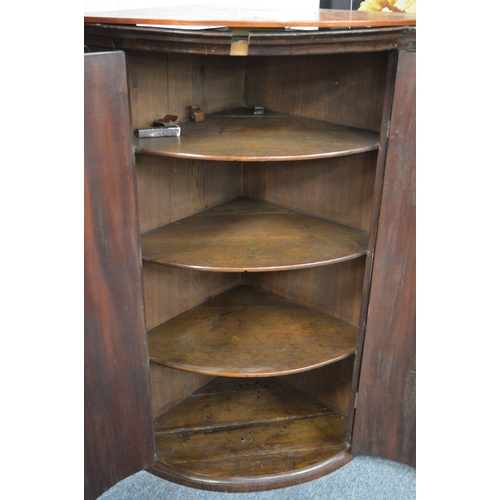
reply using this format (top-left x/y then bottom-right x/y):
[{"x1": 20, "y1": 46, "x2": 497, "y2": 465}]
[{"x1": 127, "y1": 48, "x2": 389, "y2": 487}]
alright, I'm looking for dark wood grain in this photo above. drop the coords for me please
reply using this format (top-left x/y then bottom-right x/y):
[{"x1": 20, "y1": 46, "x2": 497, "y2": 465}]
[
  {"x1": 84, "y1": 24, "x2": 415, "y2": 57},
  {"x1": 245, "y1": 53, "x2": 389, "y2": 131},
  {"x1": 243, "y1": 153, "x2": 377, "y2": 231},
  {"x1": 244, "y1": 259, "x2": 366, "y2": 327},
  {"x1": 142, "y1": 264, "x2": 238, "y2": 417},
  {"x1": 155, "y1": 378, "x2": 337, "y2": 433},
  {"x1": 148, "y1": 285, "x2": 357, "y2": 377},
  {"x1": 84, "y1": 51, "x2": 153, "y2": 500},
  {"x1": 156, "y1": 416, "x2": 346, "y2": 468},
  {"x1": 135, "y1": 155, "x2": 242, "y2": 233},
  {"x1": 151, "y1": 449, "x2": 352, "y2": 492},
  {"x1": 149, "y1": 363, "x2": 214, "y2": 418},
  {"x1": 279, "y1": 357, "x2": 355, "y2": 415},
  {"x1": 134, "y1": 109, "x2": 379, "y2": 162},
  {"x1": 246, "y1": 27, "x2": 416, "y2": 56},
  {"x1": 84, "y1": 7, "x2": 416, "y2": 28},
  {"x1": 126, "y1": 51, "x2": 246, "y2": 128},
  {"x1": 151, "y1": 377, "x2": 350, "y2": 491},
  {"x1": 344, "y1": 49, "x2": 400, "y2": 445},
  {"x1": 141, "y1": 197, "x2": 369, "y2": 272},
  {"x1": 352, "y1": 50, "x2": 416, "y2": 466},
  {"x1": 142, "y1": 262, "x2": 239, "y2": 330}
]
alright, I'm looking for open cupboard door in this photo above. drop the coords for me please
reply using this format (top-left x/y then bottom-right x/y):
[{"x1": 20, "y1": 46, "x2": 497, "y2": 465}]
[
  {"x1": 352, "y1": 50, "x2": 416, "y2": 467},
  {"x1": 84, "y1": 51, "x2": 154, "y2": 500}
]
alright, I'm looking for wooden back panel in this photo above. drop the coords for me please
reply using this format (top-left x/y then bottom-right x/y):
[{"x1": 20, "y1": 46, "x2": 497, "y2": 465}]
[
  {"x1": 243, "y1": 153, "x2": 377, "y2": 231},
  {"x1": 125, "y1": 50, "x2": 388, "y2": 131},
  {"x1": 135, "y1": 155, "x2": 242, "y2": 233},
  {"x1": 245, "y1": 53, "x2": 388, "y2": 130},
  {"x1": 126, "y1": 51, "x2": 246, "y2": 129}
]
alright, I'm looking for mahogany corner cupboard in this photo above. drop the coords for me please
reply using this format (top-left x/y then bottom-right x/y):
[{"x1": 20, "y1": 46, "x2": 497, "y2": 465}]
[{"x1": 84, "y1": 7, "x2": 416, "y2": 499}]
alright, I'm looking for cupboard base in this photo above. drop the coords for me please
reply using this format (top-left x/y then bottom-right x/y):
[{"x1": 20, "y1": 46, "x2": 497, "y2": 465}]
[
  {"x1": 149, "y1": 451, "x2": 352, "y2": 492},
  {"x1": 150, "y1": 377, "x2": 352, "y2": 492}
]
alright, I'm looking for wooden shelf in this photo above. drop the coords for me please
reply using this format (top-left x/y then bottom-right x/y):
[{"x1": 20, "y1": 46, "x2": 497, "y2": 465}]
[
  {"x1": 134, "y1": 109, "x2": 380, "y2": 162},
  {"x1": 152, "y1": 377, "x2": 349, "y2": 490},
  {"x1": 148, "y1": 285, "x2": 357, "y2": 377},
  {"x1": 141, "y1": 197, "x2": 368, "y2": 272}
]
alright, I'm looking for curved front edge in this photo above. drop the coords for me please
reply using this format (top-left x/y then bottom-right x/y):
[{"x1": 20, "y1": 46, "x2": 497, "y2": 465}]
[{"x1": 148, "y1": 448, "x2": 353, "y2": 493}]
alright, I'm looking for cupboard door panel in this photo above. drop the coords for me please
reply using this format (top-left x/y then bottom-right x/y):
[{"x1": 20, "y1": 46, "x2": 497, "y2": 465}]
[
  {"x1": 84, "y1": 51, "x2": 154, "y2": 500},
  {"x1": 352, "y1": 50, "x2": 416, "y2": 467}
]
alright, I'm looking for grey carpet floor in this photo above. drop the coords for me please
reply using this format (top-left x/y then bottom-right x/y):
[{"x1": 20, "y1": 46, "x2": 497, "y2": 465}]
[{"x1": 98, "y1": 455, "x2": 416, "y2": 499}]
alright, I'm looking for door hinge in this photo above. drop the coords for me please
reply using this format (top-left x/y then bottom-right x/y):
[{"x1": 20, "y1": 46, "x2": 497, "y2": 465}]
[{"x1": 354, "y1": 392, "x2": 358, "y2": 409}]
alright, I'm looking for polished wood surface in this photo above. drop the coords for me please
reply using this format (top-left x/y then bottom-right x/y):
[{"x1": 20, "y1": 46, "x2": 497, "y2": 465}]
[
  {"x1": 148, "y1": 285, "x2": 357, "y2": 377},
  {"x1": 84, "y1": 6, "x2": 416, "y2": 28},
  {"x1": 84, "y1": 51, "x2": 153, "y2": 500},
  {"x1": 141, "y1": 197, "x2": 368, "y2": 272},
  {"x1": 134, "y1": 109, "x2": 380, "y2": 162},
  {"x1": 352, "y1": 50, "x2": 416, "y2": 467},
  {"x1": 84, "y1": 23, "x2": 415, "y2": 57},
  {"x1": 151, "y1": 377, "x2": 350, "y2": 491}
]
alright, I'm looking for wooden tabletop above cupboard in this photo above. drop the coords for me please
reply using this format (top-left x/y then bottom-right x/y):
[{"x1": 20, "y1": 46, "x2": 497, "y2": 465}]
[{"x1": 84, "y1": 5, "x2": 416, "y2": 29}]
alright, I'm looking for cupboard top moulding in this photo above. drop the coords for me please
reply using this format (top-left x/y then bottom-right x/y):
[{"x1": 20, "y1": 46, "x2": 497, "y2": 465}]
[{"x1": 84, "y1": 6, "x2": 416, "y2": 56}]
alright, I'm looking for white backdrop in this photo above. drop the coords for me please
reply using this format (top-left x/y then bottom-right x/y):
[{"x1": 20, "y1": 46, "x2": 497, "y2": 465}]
[{"x1": 84, "y1": 0, "x2": 319, "y2": 14}]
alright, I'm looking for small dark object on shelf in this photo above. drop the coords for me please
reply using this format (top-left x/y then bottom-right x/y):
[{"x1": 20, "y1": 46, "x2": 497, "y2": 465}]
[{"x1": 190, "y1": 105, "x2": 205, "y2": 122}]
